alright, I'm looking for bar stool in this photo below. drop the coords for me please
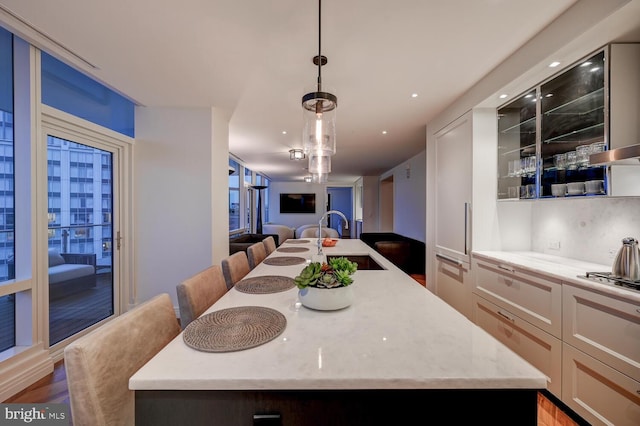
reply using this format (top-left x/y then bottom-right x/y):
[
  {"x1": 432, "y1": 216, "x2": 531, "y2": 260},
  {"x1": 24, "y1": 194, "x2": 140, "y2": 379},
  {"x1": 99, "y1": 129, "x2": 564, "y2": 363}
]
[
  {"x1": 177, "y1": 265, "x2": 228, "y2": 329},
  {"x1": 221, "y1": 251, "x2": 250, "y2": 290},
  {"x1": 247, "y1": 241, "x2": 267, "y2": 269},
  {"x1": 263, "y1": 236, "x2": 277, "y2": 256}
]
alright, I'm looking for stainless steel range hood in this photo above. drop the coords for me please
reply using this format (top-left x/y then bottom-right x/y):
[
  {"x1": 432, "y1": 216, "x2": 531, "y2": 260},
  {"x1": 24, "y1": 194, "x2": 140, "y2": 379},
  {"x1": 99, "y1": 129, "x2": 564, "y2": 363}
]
[{"x1": 590, "y1": 143, "x2": 640, "y2": 166}]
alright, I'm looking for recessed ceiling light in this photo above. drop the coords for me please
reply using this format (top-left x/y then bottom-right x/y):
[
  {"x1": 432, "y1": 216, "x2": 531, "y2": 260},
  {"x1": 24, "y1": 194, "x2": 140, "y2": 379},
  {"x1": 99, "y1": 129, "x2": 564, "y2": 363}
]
[
  {"x1": 549, "y1": 61, "x2": 561, "y2": 68},
  {"x1": 382, "y1": 130, "x2": 388, "y2": 135},
  {"x1": 411, "y1": 93, "x2": 418, "y2": 98},
  {"x1": 282, "y1": 130, "x2": 287, "y2": 135},
  {"x1": 499, "y1": 94, "x2": 508, "y2": 99}
]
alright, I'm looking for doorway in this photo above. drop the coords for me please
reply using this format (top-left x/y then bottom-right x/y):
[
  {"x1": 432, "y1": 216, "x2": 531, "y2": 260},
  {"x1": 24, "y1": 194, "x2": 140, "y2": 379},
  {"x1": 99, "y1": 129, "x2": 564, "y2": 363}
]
[
  {"x1": 42, "y1": 112, "x2": 123, "y2": 348},
  {"x1": 380, "y1": 175, "x2": 394, "y2": 231},
  {"x1": 326, "y1": 187, "x2": 353, "y2": 238}
]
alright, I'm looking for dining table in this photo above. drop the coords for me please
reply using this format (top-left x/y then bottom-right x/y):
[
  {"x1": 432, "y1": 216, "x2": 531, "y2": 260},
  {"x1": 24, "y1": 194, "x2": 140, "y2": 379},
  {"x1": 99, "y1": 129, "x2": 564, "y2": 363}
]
[{"x1": 129, "y1": 238, "x2": 546, "y2": 425}]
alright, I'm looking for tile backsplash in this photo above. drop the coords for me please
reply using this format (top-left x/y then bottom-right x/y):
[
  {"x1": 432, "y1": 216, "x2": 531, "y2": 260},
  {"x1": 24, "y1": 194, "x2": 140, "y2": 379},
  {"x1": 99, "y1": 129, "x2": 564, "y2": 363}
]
[{"x1": 531, "y1": 197, "x2": 640, "y2": 266}]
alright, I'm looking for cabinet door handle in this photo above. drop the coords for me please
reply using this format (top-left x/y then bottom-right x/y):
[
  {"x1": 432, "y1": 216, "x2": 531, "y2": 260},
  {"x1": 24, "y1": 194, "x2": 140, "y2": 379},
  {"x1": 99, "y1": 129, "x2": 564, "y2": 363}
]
[
  {"x1": 497, "y1": 310, "x2": 515, "y2": 322},
  {"x1": 498, "y1": 264, "x2": 515, "y2": 273},
  {"x1": 436, "y1": 253, "x2": 463, "y2": 267},
  {"x1": 464, "y1": 202, "x2": 470, "y2": 255}
]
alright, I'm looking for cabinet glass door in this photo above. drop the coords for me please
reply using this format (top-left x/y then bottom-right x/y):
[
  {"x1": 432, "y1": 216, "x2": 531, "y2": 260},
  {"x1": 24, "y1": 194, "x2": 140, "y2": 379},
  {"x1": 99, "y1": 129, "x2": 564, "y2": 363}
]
[
  {"x1": 497, "y1": 89, "x2": 537, "y2": 200},
  {"x1": 540, "y1": 50, "x2": 607, "y2": 198}
]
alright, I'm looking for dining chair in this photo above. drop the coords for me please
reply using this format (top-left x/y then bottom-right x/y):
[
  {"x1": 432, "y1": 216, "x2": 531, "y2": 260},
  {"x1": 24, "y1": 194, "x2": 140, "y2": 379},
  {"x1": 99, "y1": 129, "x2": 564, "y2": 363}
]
[
  {"x1": 299, "y1": 227, "x2": 340, "y2": 239},
  {"x1": 247, "y1": 241, "x2": 267, "y2": 269},
  {"x1": 262, "y1": 236, "x2": 277, "y2": 256},
  {"x1": 177, "y1": 265, "x2": 228, "y2": 330},
  {"x1": 64, "y1": 293, "x2": 180, "y2": 426},
  {"x1": 221, "y1": 251, "x2": 250, "y2": 289}
]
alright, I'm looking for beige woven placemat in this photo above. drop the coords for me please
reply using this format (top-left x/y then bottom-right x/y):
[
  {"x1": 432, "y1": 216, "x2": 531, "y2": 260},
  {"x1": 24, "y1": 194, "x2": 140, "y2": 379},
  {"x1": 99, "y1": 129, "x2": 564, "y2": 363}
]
[
  {"x1": 235, "y1": 275, "x2": 296, "y2": 294},
  {"x1": 183, "y1": 306, "x2": 286, "y2": 353},
  {"x1": 284, "y1": 239, "x2": 309, "y2": 244},
  {"x1": 277, "y1": 246, "x2": 310, "y2": 253},
  {"x1": 263, "y1": 256, "x2": 306, "y2": 266}
]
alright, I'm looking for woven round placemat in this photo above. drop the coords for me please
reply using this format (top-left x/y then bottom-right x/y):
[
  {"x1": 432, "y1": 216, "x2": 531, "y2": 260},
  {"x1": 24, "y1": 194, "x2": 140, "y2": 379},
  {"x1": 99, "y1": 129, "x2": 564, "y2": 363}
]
[
  {"x1": 284, "y1": 239, "x2": 309, "y2": 244},
  {"x1": 235, "y1": 275, "x2": 296, "y2": 294},
  {"x1": 263, "y1": 256, "x2": 306, "y2": 266},
  {"x1": 277, "y1": 246, "x2": 310, "y2": 253},
  {"x1": 183, "y1": 306, "x2": 286, "y2": 353}
]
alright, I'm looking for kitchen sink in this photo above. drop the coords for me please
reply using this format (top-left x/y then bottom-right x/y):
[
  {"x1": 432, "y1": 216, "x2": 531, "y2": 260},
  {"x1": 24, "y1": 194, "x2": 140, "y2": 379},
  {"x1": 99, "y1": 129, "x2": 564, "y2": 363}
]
[{"x1": 327, "y1": 255, "x2": 385, "y2": 270}]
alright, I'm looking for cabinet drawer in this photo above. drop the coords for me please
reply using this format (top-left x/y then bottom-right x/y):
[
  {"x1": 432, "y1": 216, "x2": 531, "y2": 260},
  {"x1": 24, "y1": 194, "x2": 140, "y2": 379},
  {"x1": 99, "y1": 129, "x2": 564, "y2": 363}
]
[
  {"x1": 562, "y1": 284, "x2": 640, "y2": 382},
  {"x1": 562, "y1": 343, "x2": 640, "y2": 426},
  {"x1": 473, "y1": 294, "x2": 561, "y2": 397},
  {"x1": 435, "y1": 257, "x2": 471, "y2": 320},
  {"x1": 473, "y1": 259, "x2": 562, "y2": 337}
]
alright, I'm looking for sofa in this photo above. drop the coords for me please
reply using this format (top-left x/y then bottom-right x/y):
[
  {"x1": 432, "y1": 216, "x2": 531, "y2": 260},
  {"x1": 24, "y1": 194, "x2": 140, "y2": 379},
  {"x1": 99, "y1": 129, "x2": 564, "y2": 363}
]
[
  {"x1": 229, "y1": 233, "x2": 280, "y2": 254},
  {"x1": 359, "y1": 233, "x2": 425, "y2": 277},
  {"x1": 48, "y1": 248, "x2": 97, "y2": 300},
  {"x1": 262, "y1": 224, "x2": 295, "y2": 245}
]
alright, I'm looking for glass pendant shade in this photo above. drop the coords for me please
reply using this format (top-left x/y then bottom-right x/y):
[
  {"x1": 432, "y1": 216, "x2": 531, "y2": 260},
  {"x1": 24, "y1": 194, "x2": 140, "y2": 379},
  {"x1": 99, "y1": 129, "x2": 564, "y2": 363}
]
[
  {"x1": 308, "y1": 153, "x2": 331, "y2": 175},
  {"x1": 311, "y1": 172, "x2": 328, "y2": 183},
  {"x1": 302, "y1": 91, "x2": 337, "y2": 156}
]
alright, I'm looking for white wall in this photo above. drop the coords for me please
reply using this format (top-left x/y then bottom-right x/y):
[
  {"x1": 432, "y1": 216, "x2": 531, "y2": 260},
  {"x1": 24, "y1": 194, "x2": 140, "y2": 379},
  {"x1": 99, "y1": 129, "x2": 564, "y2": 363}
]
[
  {"x1": 267, "y1": 181, "x2": 328, "y2": 229},
  {"x1": 383, "y1": 150, "x2": 426, "y2": 242},
  {"x1": 134, "y1": 107, "x2": 229, "y2": 307}
]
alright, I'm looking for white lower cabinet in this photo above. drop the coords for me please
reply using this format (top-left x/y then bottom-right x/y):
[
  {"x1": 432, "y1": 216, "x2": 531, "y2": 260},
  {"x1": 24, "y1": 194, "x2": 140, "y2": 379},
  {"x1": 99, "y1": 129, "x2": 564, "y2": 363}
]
[
  {"x1": 435, "y1": 255, "x2": 471, "y2": 320},
  {"x1": 562, "y1": 343, "x2": 640, "y2": 426},
  {"x1": 473, "y1": 294, "x2": 562, "y2": 397},
  {"x1": 473, "y1": 257, "x2": 562, "y2": 337},
  {"x1": 562, "y1": 284, "x2": 640, "y2": 426},
  {"x1": 562, "y1": 284, "x2": 640, "y2": 382}
]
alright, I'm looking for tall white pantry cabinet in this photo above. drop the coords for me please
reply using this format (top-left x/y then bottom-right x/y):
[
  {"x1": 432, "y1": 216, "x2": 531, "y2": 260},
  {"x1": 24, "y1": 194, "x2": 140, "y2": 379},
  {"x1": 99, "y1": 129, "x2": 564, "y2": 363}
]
[{"x1": 433, "y1": 109, "x2": 496, "y2": 320}]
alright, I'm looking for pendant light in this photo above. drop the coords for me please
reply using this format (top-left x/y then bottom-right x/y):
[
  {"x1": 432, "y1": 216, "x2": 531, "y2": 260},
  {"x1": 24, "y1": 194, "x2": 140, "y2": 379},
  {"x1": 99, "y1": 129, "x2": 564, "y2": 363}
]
[{"x1": 302, "y1": 0, "x2": 337, "y2": 158}]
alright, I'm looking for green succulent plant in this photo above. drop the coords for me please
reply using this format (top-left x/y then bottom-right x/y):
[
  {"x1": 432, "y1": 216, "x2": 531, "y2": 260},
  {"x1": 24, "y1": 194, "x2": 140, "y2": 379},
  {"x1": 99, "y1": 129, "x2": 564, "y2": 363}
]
[{"x1": 294, "y1": 257, "x2": 358, "y2": 289}]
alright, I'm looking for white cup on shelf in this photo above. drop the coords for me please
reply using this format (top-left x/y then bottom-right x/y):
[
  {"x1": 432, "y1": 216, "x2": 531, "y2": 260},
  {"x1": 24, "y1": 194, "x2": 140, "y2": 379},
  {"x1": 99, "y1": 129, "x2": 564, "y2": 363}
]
[{"x1": 551, "y1": 183, "x2": 567, "y2": 197}]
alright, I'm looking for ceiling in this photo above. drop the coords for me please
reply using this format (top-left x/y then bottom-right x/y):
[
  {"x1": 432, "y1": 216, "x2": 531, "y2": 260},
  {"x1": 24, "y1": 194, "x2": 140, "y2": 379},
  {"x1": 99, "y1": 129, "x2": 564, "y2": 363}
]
[{"x1": 0, "y1": 0, "x2": 613, "y2": 182}]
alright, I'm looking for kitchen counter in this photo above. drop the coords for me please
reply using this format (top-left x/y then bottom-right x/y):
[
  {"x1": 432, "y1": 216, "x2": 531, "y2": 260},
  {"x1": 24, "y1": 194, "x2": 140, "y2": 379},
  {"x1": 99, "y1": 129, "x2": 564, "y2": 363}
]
[
  {"x1": 473, "y1": 250, "x2": 640, "y2": 303},
  {"x1": 130, "y1": 239, "x2": 546, "y2": 425}
]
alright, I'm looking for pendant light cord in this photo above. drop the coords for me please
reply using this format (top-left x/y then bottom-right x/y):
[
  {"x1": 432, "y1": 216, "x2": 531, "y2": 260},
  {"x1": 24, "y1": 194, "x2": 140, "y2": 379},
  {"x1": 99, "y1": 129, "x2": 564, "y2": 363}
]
[{"x1": 317, "y1": 0, "x2": 322, "y2": 91}]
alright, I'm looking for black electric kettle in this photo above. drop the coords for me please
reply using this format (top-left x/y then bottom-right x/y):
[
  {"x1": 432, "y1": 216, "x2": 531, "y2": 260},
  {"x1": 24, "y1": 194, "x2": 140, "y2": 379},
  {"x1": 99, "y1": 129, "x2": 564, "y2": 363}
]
[{"x1": 612, "y1": 237, "x2": 640, "y2": 281}]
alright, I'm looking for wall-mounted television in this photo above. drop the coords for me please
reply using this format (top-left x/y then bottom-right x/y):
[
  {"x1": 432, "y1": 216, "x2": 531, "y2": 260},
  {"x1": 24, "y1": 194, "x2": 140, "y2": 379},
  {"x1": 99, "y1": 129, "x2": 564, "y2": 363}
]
[{"x1": 280, "y1": 193, "x2": 316, "y2": 214}]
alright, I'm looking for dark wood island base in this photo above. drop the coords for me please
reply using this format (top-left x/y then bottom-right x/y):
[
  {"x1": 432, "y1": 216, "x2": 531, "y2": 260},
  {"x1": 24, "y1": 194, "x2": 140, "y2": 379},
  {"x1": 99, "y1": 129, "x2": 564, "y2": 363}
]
[{"x1": 136, "y1": 388, "x2": 540, "y2": 425}]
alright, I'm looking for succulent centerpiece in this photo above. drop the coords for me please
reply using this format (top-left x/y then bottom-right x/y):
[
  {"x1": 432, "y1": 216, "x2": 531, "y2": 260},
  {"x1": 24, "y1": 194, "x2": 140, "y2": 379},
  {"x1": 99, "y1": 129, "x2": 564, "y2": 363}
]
[{"x1": 294, "y1": 257, "x2": 358, "y2": 310}]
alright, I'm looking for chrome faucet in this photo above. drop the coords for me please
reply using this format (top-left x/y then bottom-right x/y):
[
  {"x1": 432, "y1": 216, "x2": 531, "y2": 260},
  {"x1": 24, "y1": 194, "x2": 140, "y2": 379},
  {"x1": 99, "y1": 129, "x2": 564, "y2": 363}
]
[{"x1": 317, "y1": 210, "x2": 349, "y2": 255}]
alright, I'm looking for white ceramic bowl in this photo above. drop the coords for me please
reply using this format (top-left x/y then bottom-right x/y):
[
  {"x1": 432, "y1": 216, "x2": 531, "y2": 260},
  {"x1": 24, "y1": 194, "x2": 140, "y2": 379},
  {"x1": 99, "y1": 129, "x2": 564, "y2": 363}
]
[
  {"x1": 585, "y1": 180, "x2": 604, "y2": 194},
  {"x1": 551, "y1": 183, "x2": 567, "y2": 197},
  {"x1": 566, "y1": 182, "x2": 585, "y2": 195}
]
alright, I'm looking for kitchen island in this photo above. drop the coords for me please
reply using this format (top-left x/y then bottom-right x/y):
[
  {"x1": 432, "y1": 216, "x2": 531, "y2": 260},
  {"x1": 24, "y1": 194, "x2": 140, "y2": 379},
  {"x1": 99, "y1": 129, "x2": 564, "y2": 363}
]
[{"x1": 130, "y1": 239, "x2": 546, "y2": 425}]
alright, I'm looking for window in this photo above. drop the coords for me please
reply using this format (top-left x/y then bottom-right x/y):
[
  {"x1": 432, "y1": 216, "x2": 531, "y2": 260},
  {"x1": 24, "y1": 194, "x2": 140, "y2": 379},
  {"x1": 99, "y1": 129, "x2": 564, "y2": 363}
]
[
  {"x1": 0, "y1": 27, "x2": 14, "y2": 352},
  {"x1": 229, "y1": 159, "x2": 240, "y2": 231}
]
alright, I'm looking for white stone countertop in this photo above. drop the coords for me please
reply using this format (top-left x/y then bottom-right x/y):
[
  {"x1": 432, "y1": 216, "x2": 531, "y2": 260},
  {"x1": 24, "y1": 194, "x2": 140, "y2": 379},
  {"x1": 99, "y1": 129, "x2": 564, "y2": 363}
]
[
  {"x1": 130, "y1": 239, "x2": 547, "y2": 391},
  {"x1": 472, "y1": 251, "x2": 640, "y2": 304}
]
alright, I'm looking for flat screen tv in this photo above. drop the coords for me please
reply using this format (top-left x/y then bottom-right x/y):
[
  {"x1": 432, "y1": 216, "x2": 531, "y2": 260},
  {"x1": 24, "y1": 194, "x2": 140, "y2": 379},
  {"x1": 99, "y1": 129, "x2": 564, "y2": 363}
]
[{"x1": 280, "y1": 193, "x2": 316, "y2": 214}]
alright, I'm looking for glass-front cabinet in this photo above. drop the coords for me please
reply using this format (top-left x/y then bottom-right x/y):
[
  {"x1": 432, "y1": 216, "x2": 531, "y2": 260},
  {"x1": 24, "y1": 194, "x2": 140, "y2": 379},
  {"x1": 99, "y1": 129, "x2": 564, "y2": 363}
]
[
  {"x1": 540, "y1": 50, "x2": 606, "y2": 198},
  {"x1": 497, "y1": 49, "x2": 609, "y2": 200},
  {"x1": 497, "y1": 89, "x2": 537, "y2": 199}
]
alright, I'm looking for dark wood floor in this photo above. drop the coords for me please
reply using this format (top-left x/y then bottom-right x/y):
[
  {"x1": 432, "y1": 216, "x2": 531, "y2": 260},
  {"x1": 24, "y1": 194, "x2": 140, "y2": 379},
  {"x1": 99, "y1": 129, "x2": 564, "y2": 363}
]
[
  {"x1": 4, "y1": 360, "x2": 581, "y2": 426},
  {"x1": 49, "y1": 272, "x2": 113, "y2": 345}
]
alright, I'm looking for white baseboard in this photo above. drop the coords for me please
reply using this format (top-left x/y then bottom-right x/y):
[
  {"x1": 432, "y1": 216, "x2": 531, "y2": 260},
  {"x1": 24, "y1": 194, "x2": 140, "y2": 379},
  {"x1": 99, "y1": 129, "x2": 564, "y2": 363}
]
[{"x1": 0, "y1": 345, "x2": 54, "y2": 401}]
